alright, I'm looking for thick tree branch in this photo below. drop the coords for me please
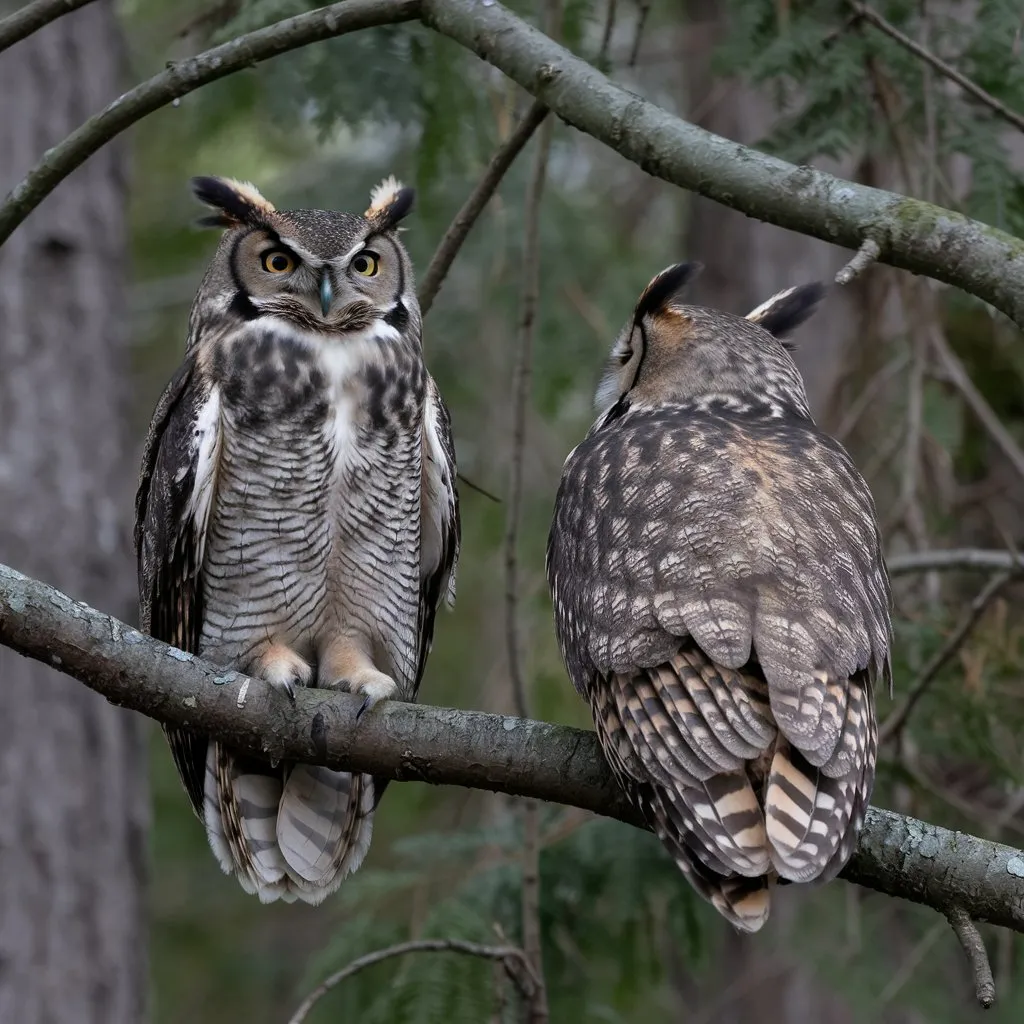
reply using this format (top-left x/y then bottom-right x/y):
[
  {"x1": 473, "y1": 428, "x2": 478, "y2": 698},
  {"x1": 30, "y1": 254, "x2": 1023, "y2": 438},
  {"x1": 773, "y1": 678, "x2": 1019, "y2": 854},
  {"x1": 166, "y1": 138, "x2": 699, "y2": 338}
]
[
  {"x1": 0, "y1": 0, "x2": 95, "y2": 55},
  {"x1": 3, "y1": 564, "x2": 1024, "y2": 932},
  {"x1": 1, "y1": 0, "x2": 1024, "y2": 329}
]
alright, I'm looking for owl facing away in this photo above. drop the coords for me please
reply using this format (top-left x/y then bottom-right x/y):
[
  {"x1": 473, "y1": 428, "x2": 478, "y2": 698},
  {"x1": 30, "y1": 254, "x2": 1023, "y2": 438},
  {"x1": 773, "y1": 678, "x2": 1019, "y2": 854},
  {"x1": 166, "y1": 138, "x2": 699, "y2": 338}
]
[
  {"x1": 546, "y1": 264, "x2": 891, "y2": 931},
  {"x1": 135, "y1": 176, "x2": 460, "y2": 903}
]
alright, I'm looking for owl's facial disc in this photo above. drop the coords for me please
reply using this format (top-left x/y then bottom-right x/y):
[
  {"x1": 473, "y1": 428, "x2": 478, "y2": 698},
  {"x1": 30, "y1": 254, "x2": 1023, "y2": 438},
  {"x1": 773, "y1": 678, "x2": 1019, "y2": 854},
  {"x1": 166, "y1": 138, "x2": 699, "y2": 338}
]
[{"x1": 229, "y1": 227, "x2": 404, "y2": 335}]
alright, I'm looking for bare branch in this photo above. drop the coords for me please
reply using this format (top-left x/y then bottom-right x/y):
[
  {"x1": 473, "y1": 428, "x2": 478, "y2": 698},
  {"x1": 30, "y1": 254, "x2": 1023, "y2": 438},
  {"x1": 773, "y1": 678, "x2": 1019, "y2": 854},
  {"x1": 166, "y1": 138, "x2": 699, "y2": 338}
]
[
  {"x1": 946, "y1": 906, "x2": 997, "y2": 1008},
  {"x1": 504, "y1": 13, "x2": 557, "y2": 1011},
  {"x1": 930, "y1": 329, "x2": 1024, "y2": 488},
  {"x1": 287, "y1": 938, "x2": 538, "y2": 1024},
  {"x1": 880, "y1": 572, "x2": 1013, "y2": 745},
  {"x1": 835, "y1": 237, "x2": 881, "y2": 284},
  {"x1": 0, "y1": 0, "x2": 420, "y2": 246},
  {"x1": 418, "y1": 99, "x2": 549, "y2": 317},
  {"x1": 504, "y1": 111, "x2": 553, "y2": 724},
  {"x1": 848, "y1": 0, "x2": 1024, "y2": 136},
  {"x1": 888, "y1": 549, "x2": 1024, "y2": 576},
  {"x1": 3, "y1": 563, "x2": 1024, "y2": 932},
  {"x1": 0, "y1": 0, "x2": 95, "y2": 55}
]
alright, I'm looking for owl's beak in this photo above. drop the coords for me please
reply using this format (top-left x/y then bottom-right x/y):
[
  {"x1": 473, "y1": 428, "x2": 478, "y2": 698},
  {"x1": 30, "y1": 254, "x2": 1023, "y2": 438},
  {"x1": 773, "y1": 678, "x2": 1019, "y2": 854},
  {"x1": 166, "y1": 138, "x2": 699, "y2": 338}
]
[{"x1": 319, "y1": 272, "x2": 333, "y2": 317}]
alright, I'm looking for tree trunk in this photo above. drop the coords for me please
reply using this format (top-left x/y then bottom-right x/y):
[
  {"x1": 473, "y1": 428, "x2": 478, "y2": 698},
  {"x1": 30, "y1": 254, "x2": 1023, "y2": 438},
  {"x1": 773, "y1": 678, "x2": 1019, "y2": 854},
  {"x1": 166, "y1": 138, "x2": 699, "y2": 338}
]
[{"x1": 0, "y1": 3, "x2": 148, "y2": 1022}]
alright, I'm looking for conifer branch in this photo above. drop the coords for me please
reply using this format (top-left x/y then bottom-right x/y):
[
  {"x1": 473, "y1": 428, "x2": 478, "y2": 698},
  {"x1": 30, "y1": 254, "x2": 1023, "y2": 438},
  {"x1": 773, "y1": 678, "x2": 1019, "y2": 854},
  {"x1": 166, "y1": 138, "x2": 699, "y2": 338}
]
[
  {"x1": 847, "y1": 0, "x2": 1024, "y2": 136},
  {"x1": 3, "y1": 563, "x2": 1024, "y2": 934},
  {"x1": 419, "y1": 0, "x2": 1024, "y2": 329}
]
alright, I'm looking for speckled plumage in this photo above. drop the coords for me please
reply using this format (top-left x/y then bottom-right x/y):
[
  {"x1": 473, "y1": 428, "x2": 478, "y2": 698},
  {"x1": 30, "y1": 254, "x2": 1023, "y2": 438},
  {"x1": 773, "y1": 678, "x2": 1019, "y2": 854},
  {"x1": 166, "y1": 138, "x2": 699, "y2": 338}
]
[
  {"x1": 135, "y1": 177, "x2": 460, "y2": 904},
  {"x1": 546, "y1": 265, "x2": 890, "y2": 931}
]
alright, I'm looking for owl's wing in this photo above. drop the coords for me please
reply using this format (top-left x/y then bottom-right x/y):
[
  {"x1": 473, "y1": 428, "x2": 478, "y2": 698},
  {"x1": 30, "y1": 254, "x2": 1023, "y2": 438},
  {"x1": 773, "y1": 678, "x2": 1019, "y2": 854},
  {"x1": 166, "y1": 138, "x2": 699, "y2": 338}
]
[
  {"x1": 135, "y1": 355, "x2": 222, "y2": 817},
  {"x1": 415, "y1": 374, "x2": 461, "y2": 697}
]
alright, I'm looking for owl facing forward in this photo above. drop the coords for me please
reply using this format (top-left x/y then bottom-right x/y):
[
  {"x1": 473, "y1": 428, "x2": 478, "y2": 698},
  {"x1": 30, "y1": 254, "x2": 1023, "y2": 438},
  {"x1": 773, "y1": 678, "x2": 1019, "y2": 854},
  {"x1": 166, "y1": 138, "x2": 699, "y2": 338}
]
[
  {"x1": 546, "y1": 264, "x2": 890, "y2": 931},
  {"x1": 135, "y1": 176, "x2": 460, "y2": 903}
]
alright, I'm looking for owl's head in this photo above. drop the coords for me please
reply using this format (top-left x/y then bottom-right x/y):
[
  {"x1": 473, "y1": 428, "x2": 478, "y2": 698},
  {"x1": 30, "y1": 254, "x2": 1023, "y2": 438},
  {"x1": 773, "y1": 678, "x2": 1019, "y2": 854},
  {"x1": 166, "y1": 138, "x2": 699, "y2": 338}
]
[
  {"x1": 189, "y1": 175, "x2": 417, "y2": 340},
  {"x1": 594, "y1": 262, "x2": 826, "y2": 417}
]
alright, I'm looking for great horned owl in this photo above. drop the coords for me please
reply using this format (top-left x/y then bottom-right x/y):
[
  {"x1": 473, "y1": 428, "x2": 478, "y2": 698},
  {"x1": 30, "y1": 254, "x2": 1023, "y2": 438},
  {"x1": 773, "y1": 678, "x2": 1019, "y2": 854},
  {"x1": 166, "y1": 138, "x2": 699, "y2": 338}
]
[
  {"x1": 135, "y1": 176, "x2": 460, "y2": 904},
  {"x1": 546, "y1": 263, "x2": 890, "y2": 931}
]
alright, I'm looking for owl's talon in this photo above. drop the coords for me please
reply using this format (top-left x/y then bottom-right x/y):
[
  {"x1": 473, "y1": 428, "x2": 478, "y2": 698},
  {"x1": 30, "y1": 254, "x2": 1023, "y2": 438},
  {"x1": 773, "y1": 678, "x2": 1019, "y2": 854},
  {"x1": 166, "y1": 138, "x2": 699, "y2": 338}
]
[
  {"x1": 356, "y1": 695, "x2": 374, "y2": 721},
  {"x1": 257, "y1": 643, "x2": 312, "y2": 700}
]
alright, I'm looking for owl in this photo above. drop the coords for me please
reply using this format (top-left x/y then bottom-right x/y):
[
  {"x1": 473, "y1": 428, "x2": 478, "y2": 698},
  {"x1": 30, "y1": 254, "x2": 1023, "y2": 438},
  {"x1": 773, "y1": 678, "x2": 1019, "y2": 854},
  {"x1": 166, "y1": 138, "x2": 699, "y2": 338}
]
[
  {"x1": 546, "y1": 263, "x2": 891, "y2": 931},
  {"x1": 135, "y1": 176, "x2": 460, "y2": 904}
]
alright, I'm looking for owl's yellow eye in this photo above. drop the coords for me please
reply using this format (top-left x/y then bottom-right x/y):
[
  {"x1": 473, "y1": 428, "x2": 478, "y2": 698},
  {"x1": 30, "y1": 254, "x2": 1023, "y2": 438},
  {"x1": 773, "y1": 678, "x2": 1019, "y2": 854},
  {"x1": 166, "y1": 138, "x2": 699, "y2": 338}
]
[
  {"x1": 261, "y1": 249, "x2": 296, "y2": 274},
  {"x1": 351, "y1": 251, "x2": 379, "y2": 277}
]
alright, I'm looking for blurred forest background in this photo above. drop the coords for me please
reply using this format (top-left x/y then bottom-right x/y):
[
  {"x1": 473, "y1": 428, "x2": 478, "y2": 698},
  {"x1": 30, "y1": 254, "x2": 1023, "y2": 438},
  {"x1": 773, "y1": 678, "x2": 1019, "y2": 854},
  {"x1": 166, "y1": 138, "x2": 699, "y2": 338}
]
[{"x1": 3, "y1": 0, "x2": 1024, "y2": 1021}]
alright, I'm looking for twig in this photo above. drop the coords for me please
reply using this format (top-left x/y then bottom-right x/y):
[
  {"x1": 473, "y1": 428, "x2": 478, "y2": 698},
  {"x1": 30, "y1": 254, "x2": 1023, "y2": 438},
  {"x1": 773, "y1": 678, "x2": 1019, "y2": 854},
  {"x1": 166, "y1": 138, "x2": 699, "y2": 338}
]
[
  {"x1": 596, "y1": 0, "x2": 616, "y2": 67},
  {"x1": 0, "y1": 0, "x2": 420, "y2": 247},
  {"x1": 628, "y1": 0, "x2": 650, "y2": 66},
  {"x1": 418, "y1": 99, "x2": 549, "y2": 317},
  {"x1": 930, "y1": 328, "x2": 1024, "y2": 489},
  {"x1": 833, "y1": 352, "x2": 909, "y2": 443},
  {"x1": 888, "y1": 549, "x2": 1024, "y2": 577},
  {"x1": 879, "y1": 571, "x2": 1013, "y2": 745},
  {"x1": 835, "y1": 237, "x2": 881, "y2": 284},
  {"x1": 3, "y1": 564, "x2": 1024, "y2": 931},
  {"x1": 875, "y1": 920, "x2": 946, "y2": 1007},
  {"x1": 504, "y1": 106, "x2": 554, "y2": 725},
  {"x1": 946, "y1": 906, "x2": 997, "y2": 1008},
  {"x1": 456, "y1": 472, "x2": 502, "y2": 503},
  {"x1": 0, "y1": 0, "x2": 94, "y2": 54},
  {"x1": 847, "y1": 0, "x2": 1024, "y2": 136},
  {"x1": 286, "y1": 938, "x2": 538, "y2": 1024}
]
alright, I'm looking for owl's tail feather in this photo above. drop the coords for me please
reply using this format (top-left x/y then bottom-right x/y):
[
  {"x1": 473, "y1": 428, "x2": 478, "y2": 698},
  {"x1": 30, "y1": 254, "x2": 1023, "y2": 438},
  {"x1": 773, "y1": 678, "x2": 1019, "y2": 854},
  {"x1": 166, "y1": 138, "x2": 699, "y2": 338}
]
[
  {"x1": 651, "y1": 809, "x2": 772, "y2": 933},
  {"x1": 765, "y1": 674, "x2": 876, "y2": 883},
  {"x1": 204, "y1": 743, "x2": 291, "y2": 903},
  {"x1": 203, "y1": 747, "x2": 375, "y2": 904},
  {"x1": 276, "y1": 765, "x2": 376, "y2": 905}
]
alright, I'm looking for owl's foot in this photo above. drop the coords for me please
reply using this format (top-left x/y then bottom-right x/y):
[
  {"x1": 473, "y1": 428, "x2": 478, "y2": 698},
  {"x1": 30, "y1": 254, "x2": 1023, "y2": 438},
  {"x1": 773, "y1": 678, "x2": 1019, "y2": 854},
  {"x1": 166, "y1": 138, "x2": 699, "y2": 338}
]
[
  {"x1": 318, "y1": 634, "x2": 399, "y2": 721},
  {"x1": 256, "y1": 642, "x2": 313, "y2": 700},
  {"x1": 346, "y1": 668, "x2": 399, "y2": 721}
]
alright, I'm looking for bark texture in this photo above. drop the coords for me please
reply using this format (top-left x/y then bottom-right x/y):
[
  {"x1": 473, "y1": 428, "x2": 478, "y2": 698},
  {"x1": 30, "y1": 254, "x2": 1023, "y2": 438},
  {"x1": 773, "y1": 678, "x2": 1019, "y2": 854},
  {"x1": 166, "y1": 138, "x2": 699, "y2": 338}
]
[{"x1": 0, "y1": 3, "x2": 147, "y2": 1021}]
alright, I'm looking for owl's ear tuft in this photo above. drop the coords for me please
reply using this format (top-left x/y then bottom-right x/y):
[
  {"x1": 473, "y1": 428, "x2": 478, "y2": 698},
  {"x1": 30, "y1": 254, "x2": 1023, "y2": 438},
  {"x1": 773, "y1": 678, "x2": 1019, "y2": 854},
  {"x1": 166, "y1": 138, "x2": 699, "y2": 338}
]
[
  {"x1": 634, "y1": 262, "x2": 703, "y2": 324},
  {"x1": 745, "y1": 282, "x2": 826, "y2": 349},
  {"x1": 365, "y1": 176, "x2": 415, "y2": 232},
  {"x1": 191, "y1": 176, "x2": 277, "y2": 229}
]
